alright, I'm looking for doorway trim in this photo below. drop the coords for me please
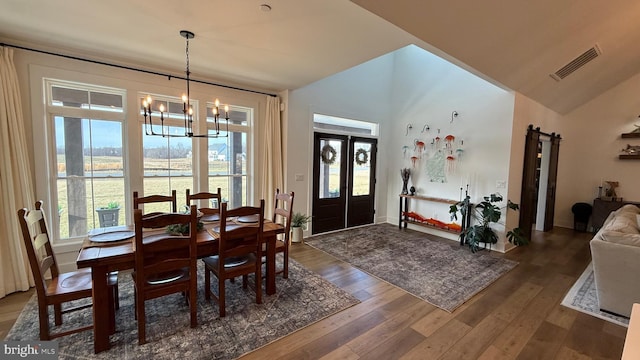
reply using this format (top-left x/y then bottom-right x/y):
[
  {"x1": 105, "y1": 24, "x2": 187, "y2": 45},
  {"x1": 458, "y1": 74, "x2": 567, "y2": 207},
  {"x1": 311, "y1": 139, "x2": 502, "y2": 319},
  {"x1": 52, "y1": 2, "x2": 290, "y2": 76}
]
[{"x1": 520, "y1": 124, "x2": 562, "y2": 237}]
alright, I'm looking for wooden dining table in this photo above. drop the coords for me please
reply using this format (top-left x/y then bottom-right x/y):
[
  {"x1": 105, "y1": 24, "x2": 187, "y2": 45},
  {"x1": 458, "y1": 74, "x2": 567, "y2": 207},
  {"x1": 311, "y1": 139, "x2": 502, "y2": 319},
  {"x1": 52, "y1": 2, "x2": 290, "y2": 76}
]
[{"x1": 76, "y1": 219, "x2": 284, "y2": 354}]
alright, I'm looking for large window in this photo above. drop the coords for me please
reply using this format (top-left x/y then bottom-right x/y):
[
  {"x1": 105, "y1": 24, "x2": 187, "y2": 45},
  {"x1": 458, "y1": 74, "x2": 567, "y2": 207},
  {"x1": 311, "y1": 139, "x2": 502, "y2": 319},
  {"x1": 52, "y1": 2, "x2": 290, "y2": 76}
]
[
  {"x1": 207, "y1": 104, "x2": 251, "y2": 208},
  {"x1": 40, "y1": 77, "x2": 256, "y2": 243},
  {"x1": 47, "y1": 80, "x2": 126, "y2": 239}
]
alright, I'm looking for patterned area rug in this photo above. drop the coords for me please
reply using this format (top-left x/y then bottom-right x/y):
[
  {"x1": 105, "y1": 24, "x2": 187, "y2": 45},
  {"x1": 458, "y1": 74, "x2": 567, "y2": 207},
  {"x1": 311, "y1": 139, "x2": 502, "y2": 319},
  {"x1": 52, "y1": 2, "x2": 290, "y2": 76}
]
[
  {"x1": 305, "y1": 223, "x2": 518, "y2": 312},
  {"x1": 6, "y1": 258, "x2": 359, "y2": 359},
  {"x1": 561, "y1": 262, "x2": 629, "y2": 327}
]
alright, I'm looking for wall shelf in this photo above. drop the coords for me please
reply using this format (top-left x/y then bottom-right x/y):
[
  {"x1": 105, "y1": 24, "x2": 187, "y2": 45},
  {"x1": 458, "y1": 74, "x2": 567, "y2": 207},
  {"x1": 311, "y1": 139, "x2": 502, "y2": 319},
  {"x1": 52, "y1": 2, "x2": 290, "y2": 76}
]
[
  {"x1": 404, "y1": 219, "x2": 462, "y2": 234},
  {"x1": 619, "y1": 154, "x2": 640, "y2": 160},
  {"x1": 621, "y1": 132, "x2": 640, "y2": 138}
]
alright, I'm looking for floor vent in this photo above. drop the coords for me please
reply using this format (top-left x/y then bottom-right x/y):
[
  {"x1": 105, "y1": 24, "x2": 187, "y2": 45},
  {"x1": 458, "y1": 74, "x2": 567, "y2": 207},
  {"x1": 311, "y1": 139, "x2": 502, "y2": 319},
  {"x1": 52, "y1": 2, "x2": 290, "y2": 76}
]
[{"x1": 550, "y1": 45, "x2": 601, "y2": 81}]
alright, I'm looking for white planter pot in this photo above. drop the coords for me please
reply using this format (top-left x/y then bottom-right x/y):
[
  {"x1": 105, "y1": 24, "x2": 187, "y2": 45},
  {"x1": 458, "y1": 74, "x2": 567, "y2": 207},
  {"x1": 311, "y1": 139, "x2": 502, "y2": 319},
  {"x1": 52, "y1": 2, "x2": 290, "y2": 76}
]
[{"x1": 291, "y1": 227, "x2": 304, "y2": 243}]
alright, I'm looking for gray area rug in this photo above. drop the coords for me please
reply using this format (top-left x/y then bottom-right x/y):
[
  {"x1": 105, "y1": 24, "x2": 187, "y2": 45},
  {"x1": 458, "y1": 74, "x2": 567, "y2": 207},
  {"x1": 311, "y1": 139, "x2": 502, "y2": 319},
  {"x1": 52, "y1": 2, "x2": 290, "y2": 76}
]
[
  {"x1": 561, "y1": 262, "x2": 629, "y2": 327},
  {"x1": 305, "y1": 223, "x2": 518, "y2": 312},
  {"x1": 6, "y1": 258, "x2": 359, "y2": 359}
]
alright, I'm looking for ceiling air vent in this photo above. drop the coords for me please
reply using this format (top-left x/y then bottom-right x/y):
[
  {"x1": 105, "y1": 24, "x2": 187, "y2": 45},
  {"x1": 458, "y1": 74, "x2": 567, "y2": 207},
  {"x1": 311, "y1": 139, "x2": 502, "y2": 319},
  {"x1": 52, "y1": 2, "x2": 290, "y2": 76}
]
[{"x1": 550, "y1": 44, "x2": 602, "y2": 81}]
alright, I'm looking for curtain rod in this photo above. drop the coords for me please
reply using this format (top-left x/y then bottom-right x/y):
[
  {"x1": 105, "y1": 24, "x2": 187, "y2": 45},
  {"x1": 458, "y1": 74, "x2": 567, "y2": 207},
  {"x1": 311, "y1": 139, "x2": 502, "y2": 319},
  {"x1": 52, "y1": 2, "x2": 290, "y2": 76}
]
[{"x1": 0, "y1": 41, "x2": 278, "y2": 97}]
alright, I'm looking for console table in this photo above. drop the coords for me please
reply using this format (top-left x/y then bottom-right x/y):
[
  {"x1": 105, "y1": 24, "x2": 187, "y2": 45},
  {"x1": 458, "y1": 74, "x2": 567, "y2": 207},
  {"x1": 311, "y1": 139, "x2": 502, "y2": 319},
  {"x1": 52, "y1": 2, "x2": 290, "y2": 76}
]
[
  {"x1": 592, "y1": 198, "x2": 640, "y2": 232},
  {"x1": 399, "y1": 194, "x2": 472, "y2": 245}
]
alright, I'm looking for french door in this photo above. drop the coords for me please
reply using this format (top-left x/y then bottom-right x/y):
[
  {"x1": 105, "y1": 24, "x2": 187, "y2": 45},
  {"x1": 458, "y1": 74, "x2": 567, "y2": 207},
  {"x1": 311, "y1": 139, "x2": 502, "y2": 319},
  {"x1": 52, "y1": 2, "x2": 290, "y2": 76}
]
[{"x1": 312, "y1": 133, "x2": 377, "y2": 234}]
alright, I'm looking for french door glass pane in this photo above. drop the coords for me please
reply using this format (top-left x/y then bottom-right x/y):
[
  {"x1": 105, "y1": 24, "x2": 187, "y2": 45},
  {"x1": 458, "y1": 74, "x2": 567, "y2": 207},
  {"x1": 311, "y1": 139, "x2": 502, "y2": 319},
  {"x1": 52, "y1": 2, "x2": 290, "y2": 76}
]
[
  {"x1": 319, "y1": 139, "x2": 342, "y2": 199},
  {"x1": 352, "y1": 142, "x2": 371, "y2": 196}
]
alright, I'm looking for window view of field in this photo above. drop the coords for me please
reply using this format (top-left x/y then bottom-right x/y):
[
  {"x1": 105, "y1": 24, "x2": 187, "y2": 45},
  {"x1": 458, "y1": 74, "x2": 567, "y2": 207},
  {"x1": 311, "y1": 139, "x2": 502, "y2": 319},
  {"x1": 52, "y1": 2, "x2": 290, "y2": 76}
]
[
  {"x1": 49, "y1": 83, "x2": 252, "y2": 241},
  {"x1": 57, "y1": 155, "x2": 245, "y2": 239}
]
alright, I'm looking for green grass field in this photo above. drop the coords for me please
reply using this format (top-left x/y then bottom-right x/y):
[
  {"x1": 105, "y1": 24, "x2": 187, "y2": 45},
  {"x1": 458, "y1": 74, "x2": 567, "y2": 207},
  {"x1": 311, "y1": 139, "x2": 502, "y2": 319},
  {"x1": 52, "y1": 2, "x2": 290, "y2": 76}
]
[{"x1": 55, "y1": 156, "x2": 371, "y2": 239}]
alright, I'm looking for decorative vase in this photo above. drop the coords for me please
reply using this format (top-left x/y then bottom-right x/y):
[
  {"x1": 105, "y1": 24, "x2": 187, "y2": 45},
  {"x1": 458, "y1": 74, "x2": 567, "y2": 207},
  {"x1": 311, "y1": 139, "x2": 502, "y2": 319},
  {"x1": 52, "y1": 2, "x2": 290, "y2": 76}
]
[
  {"x1": 291, "y1": 227, "x2": 304, "y2": 243},
  {"x1": 400, "y1": 168, "x2": 411, "y2": 195}
]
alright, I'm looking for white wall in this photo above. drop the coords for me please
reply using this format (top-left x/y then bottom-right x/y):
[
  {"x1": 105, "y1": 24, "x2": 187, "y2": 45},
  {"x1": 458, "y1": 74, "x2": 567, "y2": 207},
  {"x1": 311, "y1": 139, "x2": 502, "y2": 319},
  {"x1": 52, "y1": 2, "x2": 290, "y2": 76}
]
[
  {"x1": 286, "y1": 52, "x2": 395, "y2": 237},
  {"x1": 554, "y1": 72, "x2": 640, "y2": 228},
  {"x1": 387, "y1": 46, "x2": 516, "y2": 249}
]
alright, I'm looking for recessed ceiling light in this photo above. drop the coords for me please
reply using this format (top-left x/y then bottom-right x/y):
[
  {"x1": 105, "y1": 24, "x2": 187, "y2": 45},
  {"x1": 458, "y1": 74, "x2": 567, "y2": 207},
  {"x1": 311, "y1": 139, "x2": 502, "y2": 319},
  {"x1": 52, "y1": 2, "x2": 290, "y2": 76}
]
[{"x1": 260, "y1": 4, "x2": 272, "y2": 12}]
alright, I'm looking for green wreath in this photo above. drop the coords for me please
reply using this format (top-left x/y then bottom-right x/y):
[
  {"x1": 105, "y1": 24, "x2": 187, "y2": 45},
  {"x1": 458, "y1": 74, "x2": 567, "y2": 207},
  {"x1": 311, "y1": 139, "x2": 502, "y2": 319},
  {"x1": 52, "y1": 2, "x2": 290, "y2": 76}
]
[
  {"x1": 321, "y1": 144, "x2": 337, "y2": 165},
  {"x1": 355, "y1": 148, "x2": 368, "y2": 165}
]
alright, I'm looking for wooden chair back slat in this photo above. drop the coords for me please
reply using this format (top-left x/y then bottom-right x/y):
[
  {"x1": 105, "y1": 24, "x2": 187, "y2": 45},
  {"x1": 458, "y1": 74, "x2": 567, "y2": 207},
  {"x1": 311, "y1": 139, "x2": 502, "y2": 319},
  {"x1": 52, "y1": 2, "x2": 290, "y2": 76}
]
[
  {"x1": 133, "y1": 190, "x2": 178, "y2": 215},
  {"x1": 270, "y1": 189, "x2": 295, "y2": 278}
]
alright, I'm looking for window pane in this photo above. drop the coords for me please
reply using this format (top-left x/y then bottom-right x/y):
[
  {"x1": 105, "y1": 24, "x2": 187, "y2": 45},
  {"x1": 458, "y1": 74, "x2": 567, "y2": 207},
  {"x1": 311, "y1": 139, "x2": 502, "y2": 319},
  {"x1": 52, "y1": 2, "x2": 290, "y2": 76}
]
[
  {"x1": 352, "y1": 142, "x2": 371, "y2": 196},
  {"x1": 319, "y1": 139, "x2": 342, "y2": 199},
  {"x1": 207, "y1": 107, "x2": 249, "y2": 126},
  {"x1": 90, "y1": 91, "x2": 123, "y2": 112},
  {"x1": 143, "y1": 125, "x2": 193, "y2": 177},
  {"x1": 314, "y1": 113, "x2": 378, "y2": 136},
  {"x1": 52, "y1": 86, "x2": 88, "y2": 108},
  {"x1": 52, "y1": 85, "x2": 124, "y2": 112},
  {"x1": 142, "y1": 124, "x2": 194, "y2": 210},
  {"x1": 54, "y1": 115, "x2": 125, "y2": 238},
  {"x1": 208, "y1": 130, "x2": 247, "y2": 207}
]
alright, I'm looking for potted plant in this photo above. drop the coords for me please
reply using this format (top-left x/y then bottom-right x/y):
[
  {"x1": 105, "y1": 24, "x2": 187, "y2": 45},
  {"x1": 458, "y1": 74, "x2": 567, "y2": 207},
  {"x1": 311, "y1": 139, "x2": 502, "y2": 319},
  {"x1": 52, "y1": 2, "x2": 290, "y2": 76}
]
[
  {"x1": 290, "y1": 212, "x2": 311, "y2": 243},
  {"x1": 96, "y1": 201, "x2": 121, "y2": 227},
  {"x1": 449, "y1": 193, "x2": 528, "y2": 253}
]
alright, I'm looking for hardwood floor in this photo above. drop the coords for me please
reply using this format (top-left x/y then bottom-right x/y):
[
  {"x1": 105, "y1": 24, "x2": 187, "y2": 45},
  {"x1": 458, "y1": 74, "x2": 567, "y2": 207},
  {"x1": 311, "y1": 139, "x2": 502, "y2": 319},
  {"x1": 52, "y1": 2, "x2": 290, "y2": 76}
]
[{"x1": 0, "y1": 226, "x2": 627, "y2": 359}]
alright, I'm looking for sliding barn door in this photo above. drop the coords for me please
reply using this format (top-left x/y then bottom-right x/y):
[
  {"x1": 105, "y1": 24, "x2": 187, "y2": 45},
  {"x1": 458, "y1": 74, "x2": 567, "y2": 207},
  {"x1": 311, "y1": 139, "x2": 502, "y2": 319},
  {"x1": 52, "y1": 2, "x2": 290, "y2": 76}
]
[
  {"x1": 543, "y1": 134, "x2": 561, "y2": 231},
  {"x1": 520, "y1": 126, "x2": 540, "y2": 240}
]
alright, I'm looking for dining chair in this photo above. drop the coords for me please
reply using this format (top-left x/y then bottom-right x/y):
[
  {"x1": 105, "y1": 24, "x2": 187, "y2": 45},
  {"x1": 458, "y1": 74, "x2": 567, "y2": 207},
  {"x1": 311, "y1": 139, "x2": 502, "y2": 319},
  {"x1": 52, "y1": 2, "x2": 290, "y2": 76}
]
[
  {"x1": 186, "y1": 188, "x2": 222, "y2": 222},
  {"x1": 186, "y1": 188, "x2": 222, "y2": 209},
  {"x1": 270, "y1": 189, "x2": 295, "y2": 278},
  {"x1": 203, "y1": 200, "x2": 264, "y2": 317},
  {"x1": 17, "y1": 200, "x2": 118, "y2": 340},
  {"x1": 133, "y1": 204, "x2": 198, "y2": 345},
  {"x1": 133, "y1": 190, "x2": 177, "y2": 217}
]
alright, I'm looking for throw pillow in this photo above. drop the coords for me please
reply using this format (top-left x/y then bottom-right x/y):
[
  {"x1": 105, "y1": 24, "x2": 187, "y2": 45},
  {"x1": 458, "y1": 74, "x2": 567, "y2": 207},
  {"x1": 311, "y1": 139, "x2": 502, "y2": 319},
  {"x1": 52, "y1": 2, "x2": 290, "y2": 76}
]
[
  {"x1": 637, "y1": 214, "x2": 640, "y2": 230},
  {"x1": 601, "y1": 230, "x2": 640, "y2": 247}
]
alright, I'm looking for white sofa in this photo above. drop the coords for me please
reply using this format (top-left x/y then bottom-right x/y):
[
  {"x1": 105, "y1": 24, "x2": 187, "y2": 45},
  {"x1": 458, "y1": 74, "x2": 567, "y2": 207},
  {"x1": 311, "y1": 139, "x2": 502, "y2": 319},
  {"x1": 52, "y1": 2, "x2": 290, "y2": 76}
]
[{"x1": 590, "y1": 204, "x2": 640, "y2": 318}]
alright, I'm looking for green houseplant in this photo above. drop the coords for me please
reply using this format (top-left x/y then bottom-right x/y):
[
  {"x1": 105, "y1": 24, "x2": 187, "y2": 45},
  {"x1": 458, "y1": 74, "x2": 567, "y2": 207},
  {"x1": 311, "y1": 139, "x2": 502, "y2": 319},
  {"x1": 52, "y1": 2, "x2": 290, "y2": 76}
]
[
  {"x1": 449, "y1": 193, "x2": 528, "y2": 253},
  {"x1": 290, "y1": 212, "x2": 311, "y2": 243}
]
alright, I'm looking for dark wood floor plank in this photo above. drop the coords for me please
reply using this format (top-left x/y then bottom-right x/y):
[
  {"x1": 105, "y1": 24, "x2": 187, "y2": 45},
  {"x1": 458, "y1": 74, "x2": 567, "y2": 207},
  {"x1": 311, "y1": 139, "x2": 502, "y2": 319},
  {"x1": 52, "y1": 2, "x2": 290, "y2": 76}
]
[
  {"x1": 439, "y1": 314, "x2": 508, "y2": 360},
  {"x1": 516, "y1": 320, "x2": 568, "y2": 360}
]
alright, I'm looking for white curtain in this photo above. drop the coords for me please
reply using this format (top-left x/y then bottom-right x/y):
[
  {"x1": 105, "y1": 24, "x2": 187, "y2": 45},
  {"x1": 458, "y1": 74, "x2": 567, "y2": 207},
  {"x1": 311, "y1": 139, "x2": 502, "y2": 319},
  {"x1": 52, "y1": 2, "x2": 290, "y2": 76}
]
[
  {"x1": 0, "y1": 47, "x2": 35, "y2": 298},
  {"x1": 260, "y1": 96, "x2": 284, "y2": 218}
]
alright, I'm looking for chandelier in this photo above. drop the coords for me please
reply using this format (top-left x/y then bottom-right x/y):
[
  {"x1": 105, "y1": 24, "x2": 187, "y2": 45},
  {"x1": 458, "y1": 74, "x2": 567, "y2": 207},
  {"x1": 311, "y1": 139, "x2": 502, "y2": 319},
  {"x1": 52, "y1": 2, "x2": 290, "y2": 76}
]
[{"x1": 142, "y1": 30, "x2": 229, "y2": 138}]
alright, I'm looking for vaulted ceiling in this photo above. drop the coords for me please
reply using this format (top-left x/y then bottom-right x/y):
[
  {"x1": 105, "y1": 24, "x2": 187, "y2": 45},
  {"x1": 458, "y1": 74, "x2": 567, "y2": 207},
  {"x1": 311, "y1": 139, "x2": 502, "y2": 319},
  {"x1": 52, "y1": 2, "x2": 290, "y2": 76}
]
[{"x1": 1, "y1": 0, "x2": 639, "y2": 114}]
